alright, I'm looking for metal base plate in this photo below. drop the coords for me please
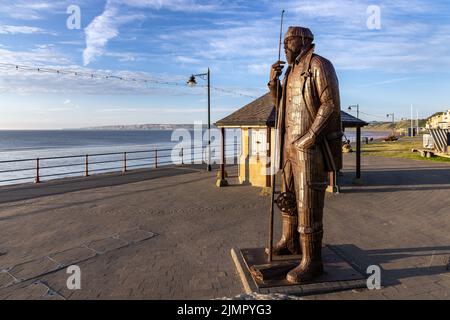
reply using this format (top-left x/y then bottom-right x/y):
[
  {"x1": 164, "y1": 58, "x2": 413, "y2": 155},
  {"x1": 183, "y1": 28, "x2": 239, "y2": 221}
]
[{"x1": 231, "y1": 246, "x2": 367, "y2": 296}]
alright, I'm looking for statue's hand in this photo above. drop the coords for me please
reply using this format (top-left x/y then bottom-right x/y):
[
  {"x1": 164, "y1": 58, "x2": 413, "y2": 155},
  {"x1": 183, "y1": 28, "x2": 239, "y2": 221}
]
[
  {"x1": 270, "y1": 60, "x2": 285, "y2": 81},
  {"x1": 292, "y1": 131, "x2": 316, "y2": 151},
  {"x1": 268, "y1": 61, "x2": 285, "y2": 99}
]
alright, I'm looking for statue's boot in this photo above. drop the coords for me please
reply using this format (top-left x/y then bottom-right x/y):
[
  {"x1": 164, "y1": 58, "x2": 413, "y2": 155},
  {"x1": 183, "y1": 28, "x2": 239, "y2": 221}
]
[
  {"x1": 265, "y1": 214, "x2": 300, "y2": 256},
  {"x1": 286, "y1": 230, "x2": 323, "y2": 283}
]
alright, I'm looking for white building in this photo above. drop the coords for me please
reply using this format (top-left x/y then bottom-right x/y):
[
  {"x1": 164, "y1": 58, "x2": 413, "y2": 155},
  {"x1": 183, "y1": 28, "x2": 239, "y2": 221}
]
[{"x1": 426, "y1": 109, "x2": 450, "y2": 129}]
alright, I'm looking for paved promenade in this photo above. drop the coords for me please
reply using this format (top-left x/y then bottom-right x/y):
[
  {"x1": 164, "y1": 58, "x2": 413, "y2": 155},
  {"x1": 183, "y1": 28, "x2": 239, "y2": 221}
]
[{"x1": 0, "y1": 155, "x2": 450, "y2": 299}]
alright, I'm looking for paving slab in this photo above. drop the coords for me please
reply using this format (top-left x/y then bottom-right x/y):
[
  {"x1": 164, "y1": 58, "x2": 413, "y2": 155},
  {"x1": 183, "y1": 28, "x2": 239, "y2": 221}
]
[
  {"x1": 49, "y1": 247, "x2": 97, "y2": 266},
  {"x1": 116, "y1": 229, "x2": 156, "y2": 243},
  {"x1": 0, "y1": 272, "x2": 15, "y2": 288},
  {"x1": 9, "y1": 257, "x2": 60, "y2": 282},
  {"x1": 85, "y1": 237, "x2": 128, "y2": 254}
]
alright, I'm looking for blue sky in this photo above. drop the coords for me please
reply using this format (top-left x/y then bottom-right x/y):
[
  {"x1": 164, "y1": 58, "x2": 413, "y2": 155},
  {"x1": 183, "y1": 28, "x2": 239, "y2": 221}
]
[{"x1": 0, "y1": 0, "x2": 450, "y2": 129}]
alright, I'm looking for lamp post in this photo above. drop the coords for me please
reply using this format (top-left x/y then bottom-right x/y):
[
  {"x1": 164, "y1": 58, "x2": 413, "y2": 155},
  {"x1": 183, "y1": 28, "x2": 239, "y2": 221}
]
[
  {"x1": 387, "y1": 113, "x2": 395, "y2": 135},
  {"x1": 348, "y1": 104, "x2": 360, "y2": 119},
  {"x1": 187, "y1": 68, "x2": 212, "y2": 172}
]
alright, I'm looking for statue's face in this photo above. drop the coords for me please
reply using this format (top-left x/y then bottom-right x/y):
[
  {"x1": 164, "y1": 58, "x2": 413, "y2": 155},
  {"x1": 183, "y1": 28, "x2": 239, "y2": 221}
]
[{"x1": 284, "y1": 36, "x2": 311, "y2": 64}]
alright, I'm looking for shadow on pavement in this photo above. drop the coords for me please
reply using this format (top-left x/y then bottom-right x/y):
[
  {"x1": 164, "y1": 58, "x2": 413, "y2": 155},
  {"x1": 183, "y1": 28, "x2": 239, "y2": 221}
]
[
  {"x1": 332, "y1": 244, "x2": 450, "y2": 287},
  {"x1": 339, "y1": 167, "x2": 450, "y2": 193}
]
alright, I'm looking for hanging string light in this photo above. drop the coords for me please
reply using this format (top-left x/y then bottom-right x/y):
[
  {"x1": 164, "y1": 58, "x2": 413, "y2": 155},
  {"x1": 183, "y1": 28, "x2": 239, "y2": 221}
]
[{"x1": 0, "y1": 62, "x2": 258, "y2": 98}]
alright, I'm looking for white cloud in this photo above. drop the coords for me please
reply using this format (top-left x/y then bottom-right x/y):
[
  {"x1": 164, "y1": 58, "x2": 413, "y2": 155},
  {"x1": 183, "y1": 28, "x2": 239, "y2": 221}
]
[
  {"x1": 32, "y1": 107, "x2": 73, "y2": 113},
  {"x1": 17, "y1": 2, "x2": 54, "y2": 10},
  {"x1": 159, "y1": 20, "x2": 279, "y2": 63},
  {"x1": 59, "y1": 40, "x2": 85, "y2": 46},
  {"x1": 0, "y1": 46, "x2": 71, "y2": 65},
  {"x1": 95, "y1": 106, "x2": 236, "y2": 114},
  {"x1": 83, "y1": 4, "x2": 120, "y2": 66},
  {"x1": 82, "y1": 0, "x2": 224, "y2": 65},
  {"x1": 105, "y1": 52, "x2": 140, "y2": 62},
  {"x1": 247, "y1": 63, "x2": 270, "y2": 76},
  {"x1": 283, "y1": 0, "x2": 437, "y2": 21},
  {"x1": 174, "y1": 56, "x2": 201, "y2": 64},
  {"x1": 0, "y1": 25, "x2": 49, "y2": 35},
  {"x1": 82, "y1": 1, "x2": 146, "y2": 65},
  {"x1": 357, "y1": 77, "x2": 416, "y2": 88},
  {"x1": 116, "y1": 0, "x2": 221, "y2": 12},
  {"x1": 0, "y1": 1, "x2": 62, "y2": 20},
  {"x1": 267, "y1": 0, "x2": 450, "y2": 72},
  {"x1": 95, "y1": 107, "x2": 144, "y2": 113}
]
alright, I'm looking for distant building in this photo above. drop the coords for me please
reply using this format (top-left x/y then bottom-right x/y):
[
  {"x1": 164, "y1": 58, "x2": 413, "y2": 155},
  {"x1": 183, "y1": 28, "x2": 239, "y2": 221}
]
[{"x1": 426, "y1": 110, "x2": 450, "y2": 129}]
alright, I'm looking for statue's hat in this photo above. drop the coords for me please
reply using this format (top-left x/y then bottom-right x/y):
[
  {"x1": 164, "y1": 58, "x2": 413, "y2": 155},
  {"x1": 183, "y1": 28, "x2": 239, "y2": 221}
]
[{"x1": 284, "y1": 26, "x2": 314, "y2": 41}]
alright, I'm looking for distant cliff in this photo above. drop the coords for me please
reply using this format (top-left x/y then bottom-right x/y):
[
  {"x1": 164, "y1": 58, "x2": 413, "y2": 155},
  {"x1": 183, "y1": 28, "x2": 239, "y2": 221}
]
[{"x1": 366, "y1": 120, "x2": 427, "y2": 131}]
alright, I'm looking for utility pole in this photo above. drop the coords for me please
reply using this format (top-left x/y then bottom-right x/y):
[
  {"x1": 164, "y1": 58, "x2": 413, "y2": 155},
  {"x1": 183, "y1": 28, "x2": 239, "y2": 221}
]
[
  {"x1": 207, "y1": 68, "x2": 211, "y2": 172},
  {"x1": 416, "y1": 109, "x2": 419, "y2": 136},
  {"x1": 348, "y1": 104, "x2": 360, "y2": 119},
  {"x1": 387, "y1": 113, "x2": 395, "y2": 135}
]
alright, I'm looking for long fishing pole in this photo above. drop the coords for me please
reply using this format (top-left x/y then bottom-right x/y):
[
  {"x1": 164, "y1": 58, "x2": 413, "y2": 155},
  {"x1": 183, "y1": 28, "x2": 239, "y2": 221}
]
[{"x1": 268, "y1": 9, "x2": 285, "y2": 263}]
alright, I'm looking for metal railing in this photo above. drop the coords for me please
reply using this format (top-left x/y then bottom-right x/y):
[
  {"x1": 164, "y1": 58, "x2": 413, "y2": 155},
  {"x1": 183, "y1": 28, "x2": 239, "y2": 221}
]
[{"x1": 0, "y1": 143, "x2": 240, "y2": 186}]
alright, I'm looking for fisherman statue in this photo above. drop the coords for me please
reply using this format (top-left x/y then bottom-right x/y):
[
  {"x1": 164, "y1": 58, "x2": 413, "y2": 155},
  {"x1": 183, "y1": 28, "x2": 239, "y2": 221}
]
[{"x1": 267, "y1": 26, "x2": 342, "y2": 283}]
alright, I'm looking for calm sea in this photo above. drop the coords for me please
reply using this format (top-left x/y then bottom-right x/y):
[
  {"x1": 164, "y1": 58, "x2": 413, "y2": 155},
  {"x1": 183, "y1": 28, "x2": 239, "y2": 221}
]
[
  {"x1": 0, "y1": 130, "x2": 241, "y2": 186},
  {"x1": 0, "y1": 129, "x2": 387, "y2": 186},
  {"x1": 0, "y1": 130, "x2": 187, "y2": 152}
]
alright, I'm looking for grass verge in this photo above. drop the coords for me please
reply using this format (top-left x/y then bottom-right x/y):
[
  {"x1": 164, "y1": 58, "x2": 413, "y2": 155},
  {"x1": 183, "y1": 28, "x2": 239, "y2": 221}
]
[{"x1": 360, "y1": 136, "x2": 450, "y2": 163}]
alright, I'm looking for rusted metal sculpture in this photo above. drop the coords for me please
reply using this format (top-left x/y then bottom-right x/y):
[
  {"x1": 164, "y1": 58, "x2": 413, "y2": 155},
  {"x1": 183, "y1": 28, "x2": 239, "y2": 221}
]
[{"x1": 267, "y1": 26, "x2": 342, "y2": 284}]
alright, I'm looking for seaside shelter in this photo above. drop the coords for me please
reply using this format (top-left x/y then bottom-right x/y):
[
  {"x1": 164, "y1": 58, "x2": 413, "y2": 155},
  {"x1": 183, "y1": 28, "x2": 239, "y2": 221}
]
[{"x1": 214, "y1": 93, "x2": 368, "y2": 191}]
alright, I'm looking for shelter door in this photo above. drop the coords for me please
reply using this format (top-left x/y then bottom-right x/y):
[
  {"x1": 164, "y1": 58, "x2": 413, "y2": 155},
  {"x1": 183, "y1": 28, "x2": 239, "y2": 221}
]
[{"x1": 251, "y1": 129, "x2": 267, "y2": 157}]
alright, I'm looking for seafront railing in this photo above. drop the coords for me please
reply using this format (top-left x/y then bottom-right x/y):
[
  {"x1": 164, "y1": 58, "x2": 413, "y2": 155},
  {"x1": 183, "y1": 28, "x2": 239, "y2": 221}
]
[{"x1": 0, "y1": 143, "x2": 240, "y2": 186}]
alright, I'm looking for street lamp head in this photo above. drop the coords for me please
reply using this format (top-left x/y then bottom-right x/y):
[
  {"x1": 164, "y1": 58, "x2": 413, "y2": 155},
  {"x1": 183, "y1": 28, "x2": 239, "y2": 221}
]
[{"x1": 187, "y1": 75, "x2": 197, "y2": 87}]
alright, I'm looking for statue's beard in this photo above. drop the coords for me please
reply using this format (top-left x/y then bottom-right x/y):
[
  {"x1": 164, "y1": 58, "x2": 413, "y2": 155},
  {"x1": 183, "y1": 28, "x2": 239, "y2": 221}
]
[
  {"x1": 286, "y1": 50, "x2": 299, "y2": 65},
  {"x1": 286, "y1": 44, "x2": 312, "y2": 65}
]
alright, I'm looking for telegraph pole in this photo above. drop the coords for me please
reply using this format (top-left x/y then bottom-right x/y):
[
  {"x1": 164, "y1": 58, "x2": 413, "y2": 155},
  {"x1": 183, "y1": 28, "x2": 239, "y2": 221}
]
[
  {"x1": 387, "y1": 113, "x2": 395, "y2": 135},
  {"x1": 348, "y1": 104, "x2": 360, "y2": 119}
]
